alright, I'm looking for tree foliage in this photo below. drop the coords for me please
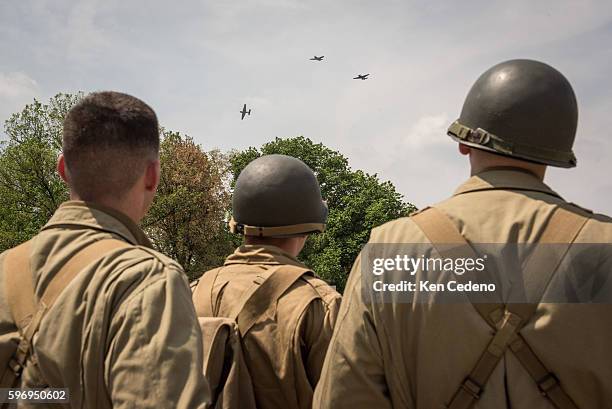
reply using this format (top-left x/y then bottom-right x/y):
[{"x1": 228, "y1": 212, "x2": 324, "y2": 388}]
[
  {"x1": 0, "y1": 94, "x2": 79, "y2": 250},
  {"x1": 141, "y1": 131, "x2": 232, "y2": 280},
  {"x1": 229, "y1": 136, "x2": 417, "y2": 291}
]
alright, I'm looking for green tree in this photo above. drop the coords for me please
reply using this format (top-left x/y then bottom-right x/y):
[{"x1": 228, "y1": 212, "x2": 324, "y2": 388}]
[
  {"x1": 229, "y1": 136, "x2": 416, "y2": 291},
  {"x1": 0, "y1": 93, "x2": 79, "y2": 251}
]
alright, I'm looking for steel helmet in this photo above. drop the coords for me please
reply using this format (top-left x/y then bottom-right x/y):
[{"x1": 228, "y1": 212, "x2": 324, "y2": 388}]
[
  {"x1": 230, "y1": 154, "x2": 328, "y2": 237},
  {"x1": 448, "y1": 59, "x2": 578, "y2": 168}
]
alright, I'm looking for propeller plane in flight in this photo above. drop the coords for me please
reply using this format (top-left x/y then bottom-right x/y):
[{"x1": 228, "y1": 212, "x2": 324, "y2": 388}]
[{"x1": 240, "y1": 104, "x2": 251, "y2": 120}]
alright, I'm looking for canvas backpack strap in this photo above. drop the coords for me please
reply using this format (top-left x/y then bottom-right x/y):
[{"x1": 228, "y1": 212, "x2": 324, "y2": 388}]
[
  {"x1": 509, "y1": 335, "x2": 579, "y2": 409},
  {"x1": 411, "y1": 207, "x2": 502, "y2": 325},
  {"x1": 234, "y1": 265, "x2": 311, "y2": 337},
  {"x1": 4, "y1": 241, "x2": 36, "y2": 335},
  {"x1": 411, "y1": 206, "x2": 587, "y2": 409},
  {"x1": 411, "y1": 207, "x2": 508, "y2": 408},
  {"x1": 503, "y1": 206, "x2": 588, "y2": 409},
  {"x1": 2, "y1": 238, "x2": 129, "y2": 388},
  {"x1": 522, "y1": 206, "x2": 590, "y2": 303},
  {"x1": 1, "y1": 240, "x2": 35, "y2": 388},
  {"x1": 193, "y1": 267, "x2": 224, "y2": 317}
]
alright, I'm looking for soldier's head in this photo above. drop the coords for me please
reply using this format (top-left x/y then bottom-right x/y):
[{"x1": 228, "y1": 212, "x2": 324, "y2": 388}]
[
  {"x1": 230, "y1": 154, "x2": 328, "y2": 257},
  {"x1": 58, "y1": 91, "x2": 160, "y2": 222},
  {"x1": 449, "y1": 59, "x2": 578, "y2": 179}
]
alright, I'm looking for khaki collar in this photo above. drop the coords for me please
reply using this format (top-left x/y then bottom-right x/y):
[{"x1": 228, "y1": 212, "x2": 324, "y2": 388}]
[
  {"x1": 42, "y1": 201, "x2": 153, "y2": 247},
  {"x1": 224, "y1": 244, "x2": 306, "y2": 268},
  {"x1": 454, "y1": 168, "x2": 563, "y2": 199}
]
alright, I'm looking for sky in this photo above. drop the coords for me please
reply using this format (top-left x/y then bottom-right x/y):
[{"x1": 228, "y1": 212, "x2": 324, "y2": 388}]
[{"x1": 1, "y1": 0, "x2": 611, "y2": 214}]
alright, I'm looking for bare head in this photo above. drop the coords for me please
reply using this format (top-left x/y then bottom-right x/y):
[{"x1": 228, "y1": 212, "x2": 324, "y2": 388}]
[
  {"x1": 458, "y1": 143, "x2": 547, "y2": 180},
  {"x1": 244, "y1": 235, "x2": 308, "y2": 258},
  {"x1": 57, "y1": 91, "x2": 160, "y2": 223}
]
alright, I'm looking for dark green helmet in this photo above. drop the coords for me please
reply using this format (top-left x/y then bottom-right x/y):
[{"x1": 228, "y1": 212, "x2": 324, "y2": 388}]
[
  {"x1": 230, "y1": 154, "x2": 328, "y2": 237},
  {"x1": 448, "y1": 59, "x2": 578, "y2": 168}
]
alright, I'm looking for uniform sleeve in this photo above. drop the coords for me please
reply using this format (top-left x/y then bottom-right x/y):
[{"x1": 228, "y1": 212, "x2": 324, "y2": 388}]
[
  {"x1": 313, "y1": 254, "x2": 393, "y2": 409},
  {"x1": 105, "y1": 264, "x2": 210, "y2": 409},
  {"x1": 300, "y1": 292, "x2": 341, "y2": 386}
]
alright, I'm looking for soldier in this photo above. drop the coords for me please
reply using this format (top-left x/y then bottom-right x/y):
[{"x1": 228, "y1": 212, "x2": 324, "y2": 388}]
[
  {"x1": 0, "y1": 92, "x2": 209, "y2": 408},
  {"x1": 313, "y1": 59, "x2": 612, "y2": 408},
  {"x1": 192, "y1": 154, "x2": 341, "y2": 409}
]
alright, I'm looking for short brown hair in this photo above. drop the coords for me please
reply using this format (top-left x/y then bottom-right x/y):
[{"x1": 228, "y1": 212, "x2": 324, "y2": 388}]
[{"x1": 62, "y1": 91, "x2": 159, "y2": 200}]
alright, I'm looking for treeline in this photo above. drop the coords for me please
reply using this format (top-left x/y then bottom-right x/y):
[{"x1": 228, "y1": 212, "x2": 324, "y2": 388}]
[{"x1": 0, "y1": 93, "x2": 416, "y2": 291}]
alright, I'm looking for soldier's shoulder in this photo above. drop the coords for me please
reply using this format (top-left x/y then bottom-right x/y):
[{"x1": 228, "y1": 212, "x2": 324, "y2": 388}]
[
  {"x1": 370, "y1": 212, "x2": 428, "y2": 243},
  {"x1": 118, "y1": 244, "x2": 185, "y2": 276},
  {"x1": 558, "y1": 201, "x2": 611, "y2": 224},
  {"x1": 0, "y1": 248, "x2": 9, "y2": 263},
  {"x1": 567, "y1": 202, "x2": 612, "y2": 235},
  {"x1": 110, "y1": 246, "x2": 192, "y2": 306},
  {"x1": 302, "y1": 274, "x2": 341, "y2": 303},
  {"x1": 566, "y1": 202, "x2": 611, "y2": 220},
  {"x1": 189, "y1": 278, "x2": 200, "y2": 292},
  {"x1": 0, "y1": 237, "x2": 40, "y2": 272},
  {"x1": 189, "y1": 267, "x2": 225, "y2": 291}
]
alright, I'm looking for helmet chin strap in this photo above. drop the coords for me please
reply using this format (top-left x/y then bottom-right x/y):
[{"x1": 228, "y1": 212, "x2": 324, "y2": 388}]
[
  {"x1": 229, "y1": 218, "x2": 325, "y2": 237},
  {"x1": 448, "y1": 120, "x2": 577, "y2": 169}
]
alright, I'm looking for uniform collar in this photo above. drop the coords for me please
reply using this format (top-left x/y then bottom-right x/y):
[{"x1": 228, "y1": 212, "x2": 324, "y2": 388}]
[
  {"x1": 42, "y1": 201, "x2": 153, "y2": 247},
  {"x1": 453, "y1": 167, "x2": 563, "y2": 200},
  {"x1": 224, "y1": 244, "x2": 306, "y2": 268}
]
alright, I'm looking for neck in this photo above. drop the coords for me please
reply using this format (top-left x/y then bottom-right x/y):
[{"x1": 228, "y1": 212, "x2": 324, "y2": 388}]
[
  {"x1": 469, "y1": 150, "x2": 547, "y2": 180},
  {"x1": 244, "y1": 236, "x2": 303, "y2": 257},
  {"x1": 472, "y1": 165, "x2": 545, "y2": 180},
  {"x1": 69, "y1": 192, "x2": 143, "y2": 224}
]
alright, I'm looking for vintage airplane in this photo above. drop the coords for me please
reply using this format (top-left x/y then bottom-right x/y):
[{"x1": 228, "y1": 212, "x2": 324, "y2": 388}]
[
  {"x1": 310, "y1": 56, "x2": 324, "y2": 61},
  {"x1": 240, "y1": 104, "x2": 251, "y2": 120},
  {"x1": 353, "y1": 74, "x2": 370, "y2": 80}
]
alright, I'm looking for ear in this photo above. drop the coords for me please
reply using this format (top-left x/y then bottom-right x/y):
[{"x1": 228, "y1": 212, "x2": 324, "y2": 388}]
[
  {"x1": 293, "y1": 234, "x2": 309, "y2": 255},
  {"x1": 458, "y1": 143, "x2": 471, "y2": 156},
  {"x1": 144, "y1": 160, "x2": 160, "y2": 192},
  {"x1": 57, "y1": 154, "x2": 69, "y2": 183}
]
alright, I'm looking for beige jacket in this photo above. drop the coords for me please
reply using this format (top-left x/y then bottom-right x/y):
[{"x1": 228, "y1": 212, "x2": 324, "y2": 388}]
[
  {"x1": 314, "y1": 169, "x2": 612, "y2": 409},
  {"x1": 192, "y1": 245, "x2": 341, "y2": 409},
  {"x1": 0, "y1": 201, "x2": 209, "y2": 408}
]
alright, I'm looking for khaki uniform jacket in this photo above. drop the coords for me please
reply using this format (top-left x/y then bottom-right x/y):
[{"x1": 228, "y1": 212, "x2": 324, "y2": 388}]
[
  {"x1": 314, "y1": 169, "x2": 612, "y2": 409},
  {"x1": 193, "y1": 245, "x2": 341, "y2": 409},
  {"x1": 0, "y1": 201, "x2": 209, "y2": 408}
]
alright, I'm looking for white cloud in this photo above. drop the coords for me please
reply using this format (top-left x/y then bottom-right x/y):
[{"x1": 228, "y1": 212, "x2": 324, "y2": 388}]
[
  {"x1": 0, "y1": 72, "x2": 38, "y2": 100},
  {"x1": 404, "y1": 113, "x2": 450, "y2": 148},
  {"x1": 0, "y1": 72, "x2": 40, "y2": 132}
]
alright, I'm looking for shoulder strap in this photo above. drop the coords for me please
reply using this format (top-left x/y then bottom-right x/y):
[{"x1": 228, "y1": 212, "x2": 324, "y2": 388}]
[
  {"x1": 1, "y1": 240, "x2": 35, "y2": 390},
  {"x1": 411, "y1": 207, "x2": 502, "y2": 325},
  {"x1": 411, "y1": 207, "x2": 466, "y2": 245},
  {"x1": 234, "y1": 265, "x2": 311, "y2": 337},
  {"x1": 2, "y1": 238, "x2": 129, "y2": 388},
  {"x1": 193, "y1": 267, "x2": 224, "y2": 317},
  {"x1": 411, "y1": 206, "x2": 588, "y2": 409},
  {"x1": 4, "y1": 241, "x2": 36, "y2": 331},
  {"x1": 521, "y1": 206, "x2": 590, "y2": 304},
  {"x1": 38, "y1": 239, "x2": 130, "y2": 309}
]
